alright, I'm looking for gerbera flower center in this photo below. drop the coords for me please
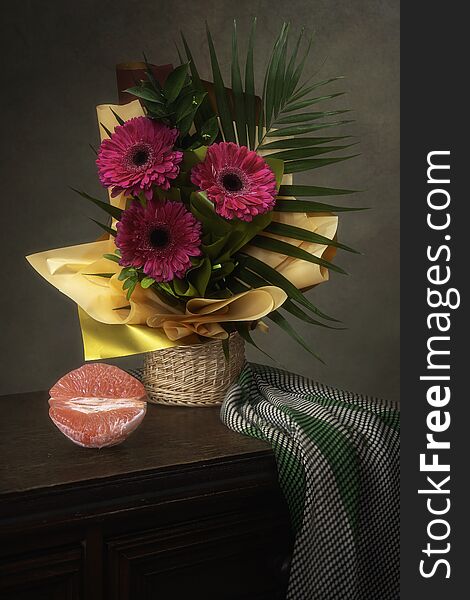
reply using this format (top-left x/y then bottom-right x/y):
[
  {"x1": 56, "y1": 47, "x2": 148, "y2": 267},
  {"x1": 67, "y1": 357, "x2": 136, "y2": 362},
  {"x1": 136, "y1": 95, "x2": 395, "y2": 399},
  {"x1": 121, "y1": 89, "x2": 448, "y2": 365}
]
[
  {"x1": 149, "y1": 227, "x2": 170, "y2": 249},
  {"x1": 221, "y1": 172, "x2": 244, "y2": 192},
  {"x1": 125, "y1": 143, "x2": 155, "y2": 171},
  {"x1": 133, "y1": 149, "x2": 150, "y2": 166}
]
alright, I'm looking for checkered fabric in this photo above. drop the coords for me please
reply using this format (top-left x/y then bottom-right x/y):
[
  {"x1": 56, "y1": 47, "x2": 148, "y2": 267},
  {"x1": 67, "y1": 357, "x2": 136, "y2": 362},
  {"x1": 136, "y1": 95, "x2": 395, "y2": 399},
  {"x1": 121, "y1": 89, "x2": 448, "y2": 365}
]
[{"x1": 221, "y1": 362, "x2": 400, "y2": 600}]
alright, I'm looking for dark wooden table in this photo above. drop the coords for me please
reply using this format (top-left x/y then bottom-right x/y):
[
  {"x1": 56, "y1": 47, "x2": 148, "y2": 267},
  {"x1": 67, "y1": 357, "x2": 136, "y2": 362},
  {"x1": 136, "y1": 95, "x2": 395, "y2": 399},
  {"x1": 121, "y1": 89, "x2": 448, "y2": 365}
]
[{"x1": 0, "y1": 392, "x2": 293, "y2": 600}]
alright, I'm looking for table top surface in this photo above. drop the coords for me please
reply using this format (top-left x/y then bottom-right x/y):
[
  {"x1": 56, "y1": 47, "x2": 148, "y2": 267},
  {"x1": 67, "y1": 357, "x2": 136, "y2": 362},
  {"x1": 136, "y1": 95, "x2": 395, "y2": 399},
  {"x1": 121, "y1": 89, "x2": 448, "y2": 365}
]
[{"x1": 0, "y1": 391, "x2": 270, "y2": 497}]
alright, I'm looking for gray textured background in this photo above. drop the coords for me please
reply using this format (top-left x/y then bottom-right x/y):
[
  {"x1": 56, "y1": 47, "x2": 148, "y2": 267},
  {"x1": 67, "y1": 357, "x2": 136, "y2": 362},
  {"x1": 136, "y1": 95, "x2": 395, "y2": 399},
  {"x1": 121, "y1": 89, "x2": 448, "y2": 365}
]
[{"x1": 0, "y1": 0, "x2": 399, "y2": 400}]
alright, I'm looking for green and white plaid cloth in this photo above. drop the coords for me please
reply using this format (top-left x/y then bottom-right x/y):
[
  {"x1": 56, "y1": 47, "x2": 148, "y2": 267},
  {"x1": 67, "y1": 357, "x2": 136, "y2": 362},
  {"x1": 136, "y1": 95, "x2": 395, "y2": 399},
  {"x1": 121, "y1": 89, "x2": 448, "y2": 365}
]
[{"x1": 221, "y1": 363, "x2": 400, "y2": 600}]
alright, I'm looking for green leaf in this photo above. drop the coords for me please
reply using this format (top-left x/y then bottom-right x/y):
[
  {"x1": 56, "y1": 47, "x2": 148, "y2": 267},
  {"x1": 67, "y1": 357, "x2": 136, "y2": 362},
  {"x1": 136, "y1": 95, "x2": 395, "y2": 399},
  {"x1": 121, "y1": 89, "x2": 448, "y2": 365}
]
[
  {"x1": 70, "y1": 188, "x2": 123, "y2": 221},
  {"x1": 232, "y1": 320, "x2": 276, "y2": 362},
  {"x1": 126, "y1": 280, "x2": 137, "y2": 300},
  {"x1": 142, "y1": 54, "x2": 165, "y2": 96},
  {"x1": 273, "y1": 25, "x2": 288, "y2": 118},
  {"x1": 181, "y1": 146, "x2": 208, "y2": 171},
  {"x1": 289, "y1": 34, "x2": 313, "y2": 95},
  {"x1": 283, "y1": 92, "x2": 345, "y2": 113},
  {"x1": 283, "y1": 28, "x2": 304, "y2": 102},
  {"x1": 282, "y1": 299, "x2": 344, "y2": 329},
  {"x1": 265, "y1": 221, "x2": 359, "y2": 254},
  {"x1": 175, "y1": 91, "x2": 207, "y2": 123},
  {"x1": 264, "y1": 157, "x2": 284, "y2": 189},
  {"x1": 188, "y1": 257, "x2": 212, "y2": 296},
  {"x1": 265, "y1": 144, "x2": 356, "y2": 161},
  {"x1": 123, "y1": 277, "x2": 136, "y2": 290},
  {"x1": 234, "y1": 266, "x2": 341, "y2": 329},
  {"x1": 91, "y1": 219, "x2": 117, "y2": 237},
  {"x1": 190, "y1": 191, "x2": 231, "y2": 234},
  {"x1": 174, "y1": 42, "x2": 185, "y2": 64},
  {"x1": 260, "y1": 136, "x2": 350, "y2": 150},
  {"x1": 99, "y1": 122, "x2": 113, "y2": 138},
  {"x1": 125, "y1": 85, "x2": 163, "y2": 103},
  {"x1": 181, "y1": 33, "x2": 203, "y2": 89},
  {"x1": 284, "y1": 155, "x2": 359, "y2": 174},
  {"x1": 181, "y1": 32, "x2": 214, "y2": 125},
  {"x1": 202, "y1": 235, "x2": 230, "y2": 260},
  {"x1": 200, "y1": 116, "x2": 219, "y2": 144},
  {"x1": 118, "y1": 267, "x2": 136, "y2": 281},
  {"x1": 250, "y1": 235, "x2": 347, "y2": 274},
  {"x1": 275, "y1": 109, "x2": 350, "y2": 125},
  {"x1": 275, "y1": 199, "x2": 365, "y2": 213},
  {"x1": 245, "y1": 18, "x2": 257, "y2": 150},
  {"x1": 143, "y1": 101, "x2": 171, "y2": 119},
  {"x1": 173, "y1": 278, "x2": 200, "y2": 297},
  {"x1": 164, "y1": 63, "x2": 189, "y2": 103},
  {"x1": 109, "y1": 108, "x2": 125, "y2": 126},
  {"x1": 265, "y1": 23, "x2": 289, "y2": 128},
  {"x1": 289, "y1": 76, "x2": 345, "y2": 104},
  {"x1": 82, "y1": 272, "x2": 115, "y2": 278},
  {"x1": 268, "y1": 310, "x2": 324, "y2": 362},
  {"x1": 266, "y1": 120, "x2": 354, "y2": 137},
  {"x1": 141, "y1": 277, "x2": 155, "y2": 289},
  {"x1": 206, "y1": 24, "x2": 236, "y2": 142},
  {"x1": 103, "y1": 253, "x2": 120, "y2": 263},
  {"x1": 236, "y1": 256, "x2": 340, "y2": 322},
  {"x1": 231, "y1": 20, "x2": 247, "y2": 147},
  {"x1": 278, "y1": 184, "x2": 358, "y2": 197}
]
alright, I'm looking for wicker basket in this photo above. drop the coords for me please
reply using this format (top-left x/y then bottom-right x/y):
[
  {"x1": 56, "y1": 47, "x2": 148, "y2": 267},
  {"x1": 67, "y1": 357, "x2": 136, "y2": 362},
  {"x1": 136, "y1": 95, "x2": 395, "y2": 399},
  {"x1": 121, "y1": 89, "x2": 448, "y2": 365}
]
[{"x1": 142, "y1": 333, "x2": 246, "y2": 407}]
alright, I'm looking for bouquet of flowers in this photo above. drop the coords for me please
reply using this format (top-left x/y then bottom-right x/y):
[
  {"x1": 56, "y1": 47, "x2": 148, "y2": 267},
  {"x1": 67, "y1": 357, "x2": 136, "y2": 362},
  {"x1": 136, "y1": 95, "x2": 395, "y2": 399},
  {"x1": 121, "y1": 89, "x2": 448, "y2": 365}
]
[{"x1": 27, "y1": 21, "x2": 360, "y2": 402}]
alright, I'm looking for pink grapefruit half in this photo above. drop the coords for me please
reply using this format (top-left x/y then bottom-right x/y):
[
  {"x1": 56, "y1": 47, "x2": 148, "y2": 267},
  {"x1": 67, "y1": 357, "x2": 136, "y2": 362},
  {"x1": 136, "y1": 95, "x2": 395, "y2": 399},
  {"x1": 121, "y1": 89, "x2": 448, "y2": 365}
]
[{"x1": 49, "y1": 364, "x2": 147, "y2": 448}]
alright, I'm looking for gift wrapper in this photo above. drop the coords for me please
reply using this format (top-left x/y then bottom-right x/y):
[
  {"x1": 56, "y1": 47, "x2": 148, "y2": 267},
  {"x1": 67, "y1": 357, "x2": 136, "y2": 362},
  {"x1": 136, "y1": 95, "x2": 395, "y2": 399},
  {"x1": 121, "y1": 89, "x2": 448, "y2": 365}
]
[
  {"x1": 26, "y1": 240, "x2": 286, "y2": 359},
  {"x1": 26, "y1": 240, "x2": 181, "y2": 359},
  {"x1": 78, "y1": 308, "x2": 180, "y2": 360}
]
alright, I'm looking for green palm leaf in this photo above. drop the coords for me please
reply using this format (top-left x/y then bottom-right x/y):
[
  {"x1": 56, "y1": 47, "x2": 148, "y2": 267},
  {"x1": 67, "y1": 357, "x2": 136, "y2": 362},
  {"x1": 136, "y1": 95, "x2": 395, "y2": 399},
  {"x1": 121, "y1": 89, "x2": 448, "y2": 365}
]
[
  {"x1": 249, "y1": 235, "x2": 347, "y2": 274},
  {"x1": 245, "y1": 18, "x2": 257, "y2": 149},
  {"x1": 206, "y1": 24, "x2": 236, "y2": 141},
  {"x1": 284, "y1": 154, "x2": 358, "y2": 174},
  {"x1": 260, "y1": 136, "x2": 350, "y2": 150},
  {"x1": 265, "y1": 143, "x2": 356, "y2": 161},
  {"x1": 265, "y1": 221, "x2": 359, "y2": 253},
  {"x1": 278, "y1": 184, "x2": 358, "y2": 196},
  {"x1": 283, "y1": 28, "x2": 305, "y2": 102},
  {"x1": 275, "y1": 199, "x2": 365, "y2": 213},
  {"x1": 71, "y1": 188, "x2": 123, "y2": 221},
  {"x1": 268, "y1": 310, "x2": 324, "y2": 362},
  {"x1": 283, "y1": 92, "x2": 344, "y2": 113},
  {"x1": 235, "y1": 268, "x2": 341, "y2": 330},
  {"x1": 90, "y1": 219, "x2": 117, "y2": 238},
  {"x1": 180, "y1": 32, "x2": 214, "y2": 125},
  {"x1": 266, "y1": 120, "x2": 354, "y2": 137},
  {"x1": 231, "y1": 20, "x2": 248, "y2": 146},
  {"x1": 236, "y1": 256, "x2": 340, "y2": 322},
  {"x1": 275, "y1": 109, "x2": 350, "y2": 125},
  {"x1": 288, "y1": 76, "x2": 345, "y2": 104}
]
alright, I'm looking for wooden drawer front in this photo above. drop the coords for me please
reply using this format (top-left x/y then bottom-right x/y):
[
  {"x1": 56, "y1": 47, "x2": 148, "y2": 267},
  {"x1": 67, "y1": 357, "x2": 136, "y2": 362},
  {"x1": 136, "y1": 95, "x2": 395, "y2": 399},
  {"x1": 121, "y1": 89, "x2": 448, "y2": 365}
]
[
  {"x1": 106, "y1": 512, "x2": 292, "y2": 600},
  {"x1": 0, "y1": 545, "x2": 83, "y2": 600}
]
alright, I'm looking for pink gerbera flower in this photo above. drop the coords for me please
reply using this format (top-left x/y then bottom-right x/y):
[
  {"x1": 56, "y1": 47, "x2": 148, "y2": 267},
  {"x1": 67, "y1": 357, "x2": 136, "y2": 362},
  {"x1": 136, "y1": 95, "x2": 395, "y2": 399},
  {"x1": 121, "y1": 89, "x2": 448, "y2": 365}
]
[
  {"x1": 190, "y1": 142, "x2": 277, "y2": 221},
  {"x1": 115, "y1": 199, "x2": 202, "y2": 282},
  {"x1": 96, "y1": 116, "x2": 183, "y2": 200}
]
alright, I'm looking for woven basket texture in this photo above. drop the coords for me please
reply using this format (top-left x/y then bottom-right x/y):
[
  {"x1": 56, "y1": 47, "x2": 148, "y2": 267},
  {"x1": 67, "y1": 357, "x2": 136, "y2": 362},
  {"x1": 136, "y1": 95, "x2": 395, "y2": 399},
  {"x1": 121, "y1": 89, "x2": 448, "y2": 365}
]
[{"x1": 142, "y1": 333, "x2": 246, "y2": 407}]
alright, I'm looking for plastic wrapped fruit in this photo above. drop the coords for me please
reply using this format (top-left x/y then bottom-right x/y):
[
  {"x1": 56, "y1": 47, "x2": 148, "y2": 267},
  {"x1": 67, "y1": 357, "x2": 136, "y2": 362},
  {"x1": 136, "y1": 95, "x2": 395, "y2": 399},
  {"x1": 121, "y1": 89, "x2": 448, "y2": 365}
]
[{"x1": 48, "y1": 363, "x2": 147, "y2": 448}]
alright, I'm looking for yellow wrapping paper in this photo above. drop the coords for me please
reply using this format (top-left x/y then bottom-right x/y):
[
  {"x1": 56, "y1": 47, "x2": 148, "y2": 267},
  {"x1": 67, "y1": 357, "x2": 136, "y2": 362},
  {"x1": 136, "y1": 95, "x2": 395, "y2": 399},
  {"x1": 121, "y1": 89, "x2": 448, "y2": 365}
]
[
  {"x1": 147, "y1": 286, "x2": 287, "y2": 341},
  {"x1": 26, "y1": 239, "x2": 286, "y2": 358}
]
